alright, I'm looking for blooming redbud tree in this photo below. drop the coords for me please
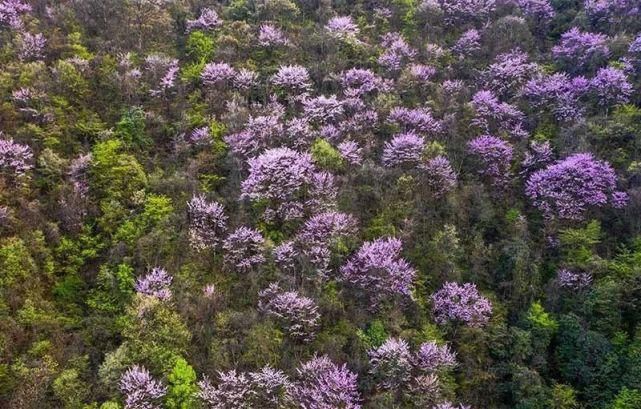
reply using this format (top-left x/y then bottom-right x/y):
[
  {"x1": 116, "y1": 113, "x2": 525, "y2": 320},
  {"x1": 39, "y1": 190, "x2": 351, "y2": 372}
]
[
  {"x1": 295, "y1": 211, "x2": 359, "y2": 272},
  {"x1": 225, "y1": 114, "x2": 284, "y2": 158},
  {"x1": 413, "y1": 341, "x2": 457, "y2": 373},
  {"x1": 258, "y1": 283, "x2": 321, "y2": 342},
  {"x1": 119, "y1": 365, "x2": 167, "y2": 409},
  {"x1": 470, "y1": 91, "x2": 526, "y2": 138},
  {"x1": 198, "y1": 367, "x2": 292, "y2": 408},
  {"x1": 431, "y1": 282, "x2": 493, "y2": 327},
  {"x1": 222, "y1": 227, "x2": 266, "y2": 272},
  {"x1": 483, "y1": 50, "x2": 539, "y2": 97},
  {"x1": 467, "y1": 135, "x2": 514, "y2": 187},
  {"x1": 557, "y1": 269, "x2": 593, "y2": 290},
  {"x1": 340, "y1": 68, "x2": 390, "y2": 97},
  {"x1": 340, "y1": 237, "x2": 416, "y2": 305},
  {"x1": 0, "y1": 137, "x2": 33, "y2": 177},
  {"x1": 521, "y1": 73, "x2": 589, "y2": 122},
  {"x1": 258, "y1": 24, "x2": 290, "y2": 47},
  {"x1": 525, "y1": 153, "x2": 627, "y2": 220},
  {"x1": 419, "y1": 156, "x2": 458, "y2": 197},
  {"x1": 240, "y1": 147, "x2": 316, "y2": 221},
  {"x1": 325, "y1": 16, "x2": 360, "y2": 41},
  {"x1": 0, "y1": 0, "x2": 31, "y2": 29},
  {"x1": 387, "y1": 107, "x2": 442, "y2": 135},
  {"x1": 186, "y1": 8, "x2": 222, "y2": 32},
  {"x1": 589, "y1": 67, "x2": 632, "y2": 107},
  {"x1": 368, "y1": 337, "x2": 413, "y2": 389},
  {"x1": 291, "y1": 355, "x2": 361, "y2": 409},
  {"x1": 552, "y1": 28, "x2": 610, "y2": 72},
  {"x1": 69, "y1": 153, "x2": 92, "y2": 197},
  {"x1": 201, "y1": 62, "x2": 237, "y2": 87},
  {"x1": 135, "y1": 267, "x2": 172, "y2": 301},
  {"x1": 378, "y1": 32, "x2": 416, "y2": 72},
  {"x1": 187, "y1": 195, "x2": 228, "y2": 251},
  {"x1": 270, "y1": 65, "x2": 312, "y2": 94},
  {"x1": 382, "y1": 132, "x2": 425, "y2": 169}
]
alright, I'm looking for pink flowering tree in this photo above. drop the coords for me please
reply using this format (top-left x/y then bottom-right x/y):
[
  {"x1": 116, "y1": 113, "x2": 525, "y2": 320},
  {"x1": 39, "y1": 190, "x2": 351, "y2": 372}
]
[
  {"x1": 467, "y1": 135, "x2": 514, "y2": 187},
  {"x1": 290, "y1": 355, "x2": 361, "y2": 409},
  {"x1": 258, "y1": 283, "x2": 321, "y2": 342},
  {"x1": 340, "y1": 237, "x2": 416, "y2": 305},
  {"x1": 222, "y1": 226, "x2": 266, "y2": 272},
  {"x1": 431, "y1": 282, "x2": 493, "y2": 327},
  {"x1": 240, "y1": 147, "x2": 316, "y2": 221},
  {"x1": 135, "y1": 267, "x2": 172, "y2": 301},
  {"x1": 525, "y1": 153, "x2": 627, "y2": 221},
  {"x1": 197, "y1": 366, "x2": 292, "y2": 408},
  {"x1": 119, "y1": 365, "x2": 167, "y2": 409},
  {"x1": 0, "y1": 137, "x2": 33, "y2": 178},
  {"x1": 187, "y1": 195, "x2": 228, "y2": 251}
]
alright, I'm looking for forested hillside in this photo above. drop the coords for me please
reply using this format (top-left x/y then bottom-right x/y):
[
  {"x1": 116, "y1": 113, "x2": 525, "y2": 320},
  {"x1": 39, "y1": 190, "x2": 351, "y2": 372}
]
[{"x1": 1, "y1": 0, "x2": 641, "y2": 408}]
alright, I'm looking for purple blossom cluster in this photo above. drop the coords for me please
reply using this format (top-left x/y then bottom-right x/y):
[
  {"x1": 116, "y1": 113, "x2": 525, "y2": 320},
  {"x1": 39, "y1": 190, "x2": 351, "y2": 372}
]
[
  {"x1": 186, "y1": 8, "x2": 222, "y2": 32},
  {"x1": 0, "y1": 137, "x2": 33, "y2": 176},
  {"x1": 226, "y1": 114, "x2": 284, "y2": 158},
  {"x1": 17, "y1": 32, "x2": 46, "y2": 61},
  {"x1": 119, "y1": 365, "x2": 166, "y2": 409},
  {"x1": 325, "y1": 16, "x2": 360, "y2": 40},
  {"x1": 340, "y1": 237, "x2": 416, "y2": 304},
  {"x1": 516, "y1": 0, "x2": 556, "y2": 23},
  {"x1": 521, "y1": 73, "x2": 589, "y2": 122},
  {"x1": 187, "y1": 195, "x2": 228, "y2": 251},
  {"x1": 222, "y1": 226, "x2": 266, "y2": 272},
  {"x1": 452, "y1": 29, "x2": 481, "y2": 57},
  {"x1": 585, "y1": 0, "x2": 640, "y2": 24},
  {"x1": 525, "y1": 153, "x2": 627, "y2": 220},
  {"x1": 589, "y1": 67, "x2": 632, "y2": 107},
  {"x1": 198, "y1": 367, "x2": 292, "y2": 408},
  {"x1": 0, "y1": 0, "x2": 31, "y2": 29},
  {"x1": 552, "y1": 28, "x2": 610, "y2": 71},
  {"x1": 407, "y1": 64, "x2": 438, "y2": 83},
  {"x1": 382, "y1": 132, "x2": 425, "y2": 169},
  {"x1": 240, "y1": 147, "x2": 316, "y2": 221},
  {"x1": 270, "y1": 65, "x2": 312, "y2": 93},
  {"x1": 340, "y1": 68, "x2": 389, "y2": 96},
  {"x1": 135, "y1": 267, "x2": 173, "y2": 301},
  {"x1": 470, "y1": 91, "x2": 526, "y2": 138},
  {"x1": 69, "y1": 153, "x2": 92, "y2": 197},
  {"x1": 483, "y1": 50, "x2": 539, "y2": 96},
  {"x1": 201, "y1": 62, "x2": 237, "y2": 87},
  {"x1": 295, "y1": 211, "x2": 359, "y2": 271},
  {"x1": 419, "y1": 155, "x2": 458, "y2": 197},
  {"x1": 557, "y1": 269, "x2": 593, "y2": 290},
  {"x1": 521, "y1": 141, "x2": 553, "y2": 174},
  {"x1": 338, "y1": 140, "x2": 364, "y2": 165},
  {"x1": 431, "y1": 282, "x2": 493, "y2": 327},
  {"x1": 291, "y1": 355, "x2": 361, "y2": 409},
  {"x1": 378, "y1": 32, "x2": 417, "y2": 72},
  {"x1": 258, "y1": 24, "x2": 290, "y2": 47},
  {"x1": 388, "y1": 107, "x2": 443, "y2": 135},
  {"x1": 258, "y1": 283, "x2": 321, "y2": 342},
  {"x1": 368, "y1": 337, "x2": 457, "y2": 395},
  {"x1": 440, "y1": 0, "x2": 497, "y2": 24},
  {"x1": 467, "y1": 135, "x2": 514, "y2": 187}
]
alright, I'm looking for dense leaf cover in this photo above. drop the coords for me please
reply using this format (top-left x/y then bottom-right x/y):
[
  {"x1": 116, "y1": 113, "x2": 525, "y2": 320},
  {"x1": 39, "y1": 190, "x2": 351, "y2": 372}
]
[{"x1": 2, "y1": 0, "x2": 641, "y2": 408}]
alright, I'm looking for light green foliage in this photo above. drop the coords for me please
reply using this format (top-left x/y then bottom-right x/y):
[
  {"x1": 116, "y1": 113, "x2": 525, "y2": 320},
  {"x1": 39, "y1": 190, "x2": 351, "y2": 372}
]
[
  {"x1": 311, "y1": 139, "x2": 344, "y2": 171},
  {"x1": 87, "y1": 264, "x2": 135, "y2": 314},
  {"x1": 357, "y1": 320, "x2": 388, "y2": 349},
  {"x1": 527, "y1": 302, "x2": 558, "y2": 332},
  {"x1": 609, "y1": 388, "x2": 641, "y2": 409},
  {"x1": 91, "y1": 139, "x2": 148, "y2": 203},
  {"x1": 114, "y1": 194, "x2": 173, "y2": 246},
  {"x1": 0, "y1": 237, "x2": 37, "y2": 288},
  {"x1": 241, "y1": 322, "x2": 284, "y2": 367},
  {"x1": 166, "y1": 358, "x2": 198, "y2": 409},
  {"x1": 559, "y1": 220, "x2": 601, "y2": 265},
  {"x1": 548, "y1": 384, "x2": 578, "y2": 409},
  {"x1": 186, "y1": 31, "x2": 215, "y2": 62},
  {"x1": 115, "y1": 107, "x2": 149, "y2": 148},
  {"x1": 53, "y1": 368, "x2": 88, "y2": 409}
]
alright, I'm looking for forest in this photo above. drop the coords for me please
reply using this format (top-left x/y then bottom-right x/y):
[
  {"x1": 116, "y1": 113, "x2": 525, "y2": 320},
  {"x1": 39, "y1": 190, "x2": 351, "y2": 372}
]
[{"x1": 1, "y1": 0, "x2": 641, "y2": 408}]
